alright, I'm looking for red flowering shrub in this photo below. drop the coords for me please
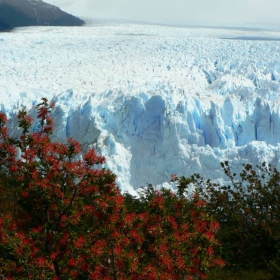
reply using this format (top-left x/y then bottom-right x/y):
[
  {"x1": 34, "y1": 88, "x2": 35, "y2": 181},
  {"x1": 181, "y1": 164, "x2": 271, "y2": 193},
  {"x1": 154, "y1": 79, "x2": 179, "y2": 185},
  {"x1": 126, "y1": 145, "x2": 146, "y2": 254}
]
[
  {"x1": 0, "y1": 99, "x2": 128, "y2": 279},
  {"x1": 124, "y1": 185, "x2": 225, "y2": 279},
  {"x1": 0, "y1": 98, "x2": 223, "y2": 279}
]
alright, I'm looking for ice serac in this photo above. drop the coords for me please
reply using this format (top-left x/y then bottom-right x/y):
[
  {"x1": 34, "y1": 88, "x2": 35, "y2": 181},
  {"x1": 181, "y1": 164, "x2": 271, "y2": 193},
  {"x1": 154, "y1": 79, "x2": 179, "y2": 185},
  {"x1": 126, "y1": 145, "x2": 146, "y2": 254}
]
[
  {"x1": 2, "y1": 23, "x2": 280, "y2": 192},
  {"x1": 46, "y1": 86, "x2": 280, "y2": 192}
]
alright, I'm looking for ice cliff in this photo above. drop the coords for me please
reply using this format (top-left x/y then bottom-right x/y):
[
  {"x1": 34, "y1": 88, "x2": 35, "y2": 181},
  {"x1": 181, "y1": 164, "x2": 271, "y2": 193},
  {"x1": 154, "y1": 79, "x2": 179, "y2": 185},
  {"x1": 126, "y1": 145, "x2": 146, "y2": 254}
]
[{"x1": 1, "y1": 22, "x2": 280, "y2": 193}]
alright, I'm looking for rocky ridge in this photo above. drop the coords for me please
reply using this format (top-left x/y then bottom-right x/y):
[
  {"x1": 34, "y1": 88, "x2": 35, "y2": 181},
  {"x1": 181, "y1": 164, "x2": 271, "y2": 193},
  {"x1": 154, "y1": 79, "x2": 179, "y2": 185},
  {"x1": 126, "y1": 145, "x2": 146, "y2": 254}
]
[{"x1": 0, "y1": 0, "x2": 84, "y2": 31}]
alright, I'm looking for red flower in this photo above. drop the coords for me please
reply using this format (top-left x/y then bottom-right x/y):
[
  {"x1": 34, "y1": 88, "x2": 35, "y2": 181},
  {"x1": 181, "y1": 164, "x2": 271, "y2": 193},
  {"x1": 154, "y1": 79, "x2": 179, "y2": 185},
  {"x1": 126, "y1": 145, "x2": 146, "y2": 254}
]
[
  {"x1": 22, "y1": 191, "x2": 29, "y2": 198},
  {"x1": 36, "y1": 257, "x2": 47, "y2": 268},
  {"x1": 207, "y1": 246, "x2": 214, "y2": 256},
  {"x1": 213, "y1": 258, "x2": 226, "y2": 267},
  {"x1": 125, "y1": 212, "x2": 136, "y2": 227},
  {"x1": 0, "y1": 112, "x2": 7, "y2": 123},
  {"x1": 204, "y1": 231, "x2": 215, "y2": 241},
  {"x1": 69, "y1": 258, "x2": 76, "y2": 267},
  {"x1": 195, "y1": 199, "x2": 207, "y2": 208},
  {"x1": 209, "y1": 221, "x2": 220, "y2": 233}
]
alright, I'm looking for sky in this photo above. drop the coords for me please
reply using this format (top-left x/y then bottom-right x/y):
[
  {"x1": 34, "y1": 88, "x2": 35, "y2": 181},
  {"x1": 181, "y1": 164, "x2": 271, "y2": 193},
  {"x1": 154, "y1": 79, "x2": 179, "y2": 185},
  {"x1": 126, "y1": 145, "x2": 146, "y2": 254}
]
[{"x1": 45, "y1": 0, "x2": 280, "y2": 27}]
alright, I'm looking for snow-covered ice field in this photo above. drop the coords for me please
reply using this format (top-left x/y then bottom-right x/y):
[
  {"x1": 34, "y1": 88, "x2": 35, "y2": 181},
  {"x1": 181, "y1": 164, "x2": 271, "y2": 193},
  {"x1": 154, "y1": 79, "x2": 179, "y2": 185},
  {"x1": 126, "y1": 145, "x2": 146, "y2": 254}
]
[{"x1": 2, "y1": 21, "x2": 280, "y2": 193}]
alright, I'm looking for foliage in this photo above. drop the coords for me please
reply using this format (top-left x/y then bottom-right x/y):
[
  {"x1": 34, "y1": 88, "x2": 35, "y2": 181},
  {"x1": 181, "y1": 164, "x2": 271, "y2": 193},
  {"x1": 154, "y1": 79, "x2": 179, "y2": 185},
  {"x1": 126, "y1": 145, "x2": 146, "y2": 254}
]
[
  {"x1": 0, "y1": 98, "x2": 223, "y2": 279},
  {"x1": 208, "y1": 268, "x2": 273, "y2": 280},
  {"x1": 0, "y1": 98, "x2": 128, "y2": 279},
  {"x1": 124, "y1": 184, "x2": 225, "y2": 279},
  {"x1": 172, "y1": 162, "x2": 280, "y2": 271}
]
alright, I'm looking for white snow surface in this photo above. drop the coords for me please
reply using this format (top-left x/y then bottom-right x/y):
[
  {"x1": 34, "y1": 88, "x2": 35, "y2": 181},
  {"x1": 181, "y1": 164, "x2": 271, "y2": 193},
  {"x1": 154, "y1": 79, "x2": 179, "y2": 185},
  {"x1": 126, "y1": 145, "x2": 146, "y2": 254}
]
[{"x1": 2, "y1": 21, "x2": 280, "y2": 193}]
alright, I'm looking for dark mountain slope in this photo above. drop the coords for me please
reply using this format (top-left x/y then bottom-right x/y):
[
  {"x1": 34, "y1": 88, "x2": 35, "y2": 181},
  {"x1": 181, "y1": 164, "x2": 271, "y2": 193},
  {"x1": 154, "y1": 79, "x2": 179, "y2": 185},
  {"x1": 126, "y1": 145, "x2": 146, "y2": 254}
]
[
  {"x1": 0, "y1": 0, "x2": 84, "y2": 31},
  {"x1": 0, "y1": 18, "x2": 11, "y2": 31}
]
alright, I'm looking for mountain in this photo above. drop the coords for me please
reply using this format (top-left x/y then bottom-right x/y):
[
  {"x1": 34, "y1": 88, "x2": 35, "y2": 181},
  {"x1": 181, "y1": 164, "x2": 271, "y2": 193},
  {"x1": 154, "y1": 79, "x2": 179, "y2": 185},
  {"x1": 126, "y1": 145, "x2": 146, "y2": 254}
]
[
  {"x1": 0, "y1": 18, "x2": 10, "y2": 31},
  {"x1": 0, "y1": 0, "x2": 84, "y2": 31}
]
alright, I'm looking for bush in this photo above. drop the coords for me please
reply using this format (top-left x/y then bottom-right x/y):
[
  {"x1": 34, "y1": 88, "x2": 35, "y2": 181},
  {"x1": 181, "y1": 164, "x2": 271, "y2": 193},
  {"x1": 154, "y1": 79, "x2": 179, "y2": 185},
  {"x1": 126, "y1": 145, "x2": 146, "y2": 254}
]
[
  {"x1": 173, "y1": 162, "x2": 280, "y2": 271},
  {"x1": 0, "y1": 98, "x2": 223, "y2": 279},
  {"x1": 124, "y1": 184, "x2": 225, "y2": 279},
  {"x1": 0, "y1": 98, "x2": 129, "y2": 279}
]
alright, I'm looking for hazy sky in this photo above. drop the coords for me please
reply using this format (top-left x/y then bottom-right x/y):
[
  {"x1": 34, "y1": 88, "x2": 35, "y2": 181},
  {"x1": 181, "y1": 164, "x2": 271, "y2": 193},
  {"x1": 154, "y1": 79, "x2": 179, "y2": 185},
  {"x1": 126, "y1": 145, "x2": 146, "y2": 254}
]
[{"x1": 45, "y1": 0, "x2": 280, "y2": 27}]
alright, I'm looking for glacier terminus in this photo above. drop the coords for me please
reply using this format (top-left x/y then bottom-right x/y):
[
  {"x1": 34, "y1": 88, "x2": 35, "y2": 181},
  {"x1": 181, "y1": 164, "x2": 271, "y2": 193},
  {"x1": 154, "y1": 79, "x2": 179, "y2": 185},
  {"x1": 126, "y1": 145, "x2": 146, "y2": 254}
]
[{"x1": 1, "y1": 21, "x2": 280, "y2": 193}]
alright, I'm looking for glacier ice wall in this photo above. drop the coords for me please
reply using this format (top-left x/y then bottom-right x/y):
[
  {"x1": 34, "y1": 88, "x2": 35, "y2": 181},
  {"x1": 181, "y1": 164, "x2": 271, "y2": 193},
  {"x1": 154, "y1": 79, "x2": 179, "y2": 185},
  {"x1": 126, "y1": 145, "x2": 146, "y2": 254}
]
[
  {"x1": 47, "y1": 89, "x2": 280, "y2": 192},
  {"x1": 2, "y1": 23, "x2": 280, "y2": 192}
]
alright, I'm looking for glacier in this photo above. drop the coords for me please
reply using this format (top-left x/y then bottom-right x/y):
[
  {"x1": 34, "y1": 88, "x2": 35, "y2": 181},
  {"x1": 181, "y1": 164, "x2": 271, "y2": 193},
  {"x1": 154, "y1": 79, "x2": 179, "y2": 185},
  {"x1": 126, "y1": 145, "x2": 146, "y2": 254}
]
[{"x1": 1, "y1": 21, "x2": 280, "y2": 193}]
